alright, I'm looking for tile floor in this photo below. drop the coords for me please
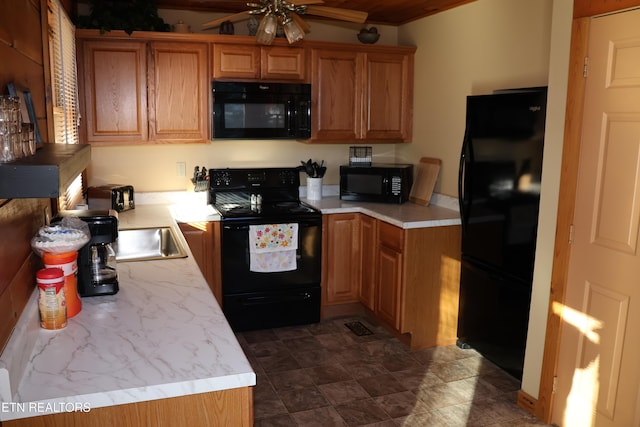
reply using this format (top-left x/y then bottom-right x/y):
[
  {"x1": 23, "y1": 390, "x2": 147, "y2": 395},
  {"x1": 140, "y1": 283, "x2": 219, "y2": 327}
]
[{"x1": 236, "y1": 315, "x2": 551, "y2": 426}]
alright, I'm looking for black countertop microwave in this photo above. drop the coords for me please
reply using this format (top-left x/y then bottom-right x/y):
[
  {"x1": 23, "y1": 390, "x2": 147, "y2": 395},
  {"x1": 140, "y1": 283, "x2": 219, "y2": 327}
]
[
  {"x1": 212, "y1": 81, "x2": 311, "y2": 139},
  {"x1": 340, "y1": 164, "x2": 413, "y2": 204}
]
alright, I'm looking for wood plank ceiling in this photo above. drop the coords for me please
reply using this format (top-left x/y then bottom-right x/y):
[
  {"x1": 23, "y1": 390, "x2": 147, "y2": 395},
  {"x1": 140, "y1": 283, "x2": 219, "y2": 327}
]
[{"x1": 154, "y1": 0, "x2": 476, "y2": 26}]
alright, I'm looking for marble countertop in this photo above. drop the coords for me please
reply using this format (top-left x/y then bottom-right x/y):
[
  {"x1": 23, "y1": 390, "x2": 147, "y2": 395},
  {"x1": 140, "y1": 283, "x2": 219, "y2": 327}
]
[
  {"x1": 0, "y1": 205, "x2": 254, "y2": 422},
  {"x1": 303, "y1": 195, "x2": 461, "y2": 229},
  {"x1": 134, "y1": 188, "x2": 460, "y2": 229}
]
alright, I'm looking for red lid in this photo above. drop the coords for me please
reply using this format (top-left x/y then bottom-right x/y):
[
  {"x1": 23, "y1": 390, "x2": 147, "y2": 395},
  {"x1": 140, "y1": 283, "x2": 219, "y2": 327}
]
[{"x1": 36, "y1": 268, "x2": 64, "y2": 280}]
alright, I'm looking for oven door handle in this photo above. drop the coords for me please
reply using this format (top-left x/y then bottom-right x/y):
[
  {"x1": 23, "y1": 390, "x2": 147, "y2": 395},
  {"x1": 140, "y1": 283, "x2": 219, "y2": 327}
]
[
  {"x1": 240, "y1": 292, "x2": 314, "y2": 306},
  {"x1": 223, "y1": 225, "x2": 249, "y2": 231},
  {"x1": 223, "y1": 222, "x2": 319, "y2": 231}
]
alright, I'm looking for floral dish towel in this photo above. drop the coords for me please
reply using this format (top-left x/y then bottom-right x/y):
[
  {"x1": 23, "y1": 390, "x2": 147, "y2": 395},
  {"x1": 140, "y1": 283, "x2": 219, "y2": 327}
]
[{"x1": 248, "y1": 224, "x2": 298, "y2": 272}]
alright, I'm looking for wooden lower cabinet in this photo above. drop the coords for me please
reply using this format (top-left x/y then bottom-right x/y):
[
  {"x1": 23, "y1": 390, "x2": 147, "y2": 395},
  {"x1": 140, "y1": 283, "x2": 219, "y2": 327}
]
[
  {"x1": 358, "y1": 214, "x2": 378, "y2": 310},
  {"x1": 400, "y1": 224, "x2": 462, "y2": 349},
  {"x1": 323, "y1": 213, "x2": 462, "y2": 349},
  {"x1": 322, "y1": 213, "x2": 361, "y2": 304},
  {"x1": 376, "y1": 243, "x2": 403, "y2": 329},
  {"x1": 178, "y1": 221, "x2": 222, "y2": 303},
  {"x1": 3, "y1": 387, "x2": 253, "y2": 427}
]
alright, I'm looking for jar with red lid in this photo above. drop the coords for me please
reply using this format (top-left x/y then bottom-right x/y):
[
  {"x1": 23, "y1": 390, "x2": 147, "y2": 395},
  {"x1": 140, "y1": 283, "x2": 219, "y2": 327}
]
[
  {"x1": 43, "y1": 251, "x2": 81, "y2": 318},
  {"x1": 37, "y1": 268, "x2": 67, "y2": 330}
]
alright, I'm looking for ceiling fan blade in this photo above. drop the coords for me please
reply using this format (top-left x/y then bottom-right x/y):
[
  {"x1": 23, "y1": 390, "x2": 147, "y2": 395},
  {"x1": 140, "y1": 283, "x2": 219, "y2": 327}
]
[
  {"x1": 304, "y1": 5, "x2": 368, "y2": 23},
  {"x1": 291, "y1": 0, "x2": 324, "y2": 5},
  {"x1": 291, "y1": 12, "x2": 311, "y2": 33},
  {"x1": 202, "y1": 11, "x2": 251, "y2": 30}
]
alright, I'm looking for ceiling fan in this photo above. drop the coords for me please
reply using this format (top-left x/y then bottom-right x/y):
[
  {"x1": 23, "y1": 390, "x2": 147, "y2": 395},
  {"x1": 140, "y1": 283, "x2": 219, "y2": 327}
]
[{"x1": 201, "y1": 0, "x2": 368, "y2": 45}]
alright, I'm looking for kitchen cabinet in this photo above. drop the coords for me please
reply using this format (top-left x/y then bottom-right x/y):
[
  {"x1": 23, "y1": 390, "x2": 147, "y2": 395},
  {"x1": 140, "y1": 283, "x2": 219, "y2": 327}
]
[
  {"x1": 2, "y1": 387, "x2": 252, "y2": 427},
  {"x1": 376, "y1": 221, "x2": 404, "y2": 329},
  {"x1": 76, "y1": 31, "x2": 415, "y2": 144},
  {"x1": 322, "y1": 213, "x2": 361, "y2": 304},
  {"x1": 78, "y1": 36, "x2": 208, "y2": 144},
  {"x1": 372, "y1": 220, "x2": 462, "y2": 348},
  {"x1": 310, "y1": 46, "x2": 415, "y2": 143},
  {"x1": 178, "y1": 221, "x2": 222, "y2": 303},
  {"x1": 213, "y1": 44, "x2": 307, "y2": 81},
  {"x1": 399, "y1": 224, "x2": 462, "y2": 349},
  {"x1": 311, "y1": 49, "x2": 363, "y2": 141},
  {"x1": 148, "y1": 42, "x2": 209, "y2": 142},
  {"x1": 363, "y1": 52, "x2": 413, "y2": 141},
  {"x1": 79, "y1": 40, "x2": 148, "y2": 143},
  {"x1": 323, "y1": 210, "x2": 462, "y2": 349},
  {"x1": 358, "y1": 214, "x2": 377, "y2": 310}
]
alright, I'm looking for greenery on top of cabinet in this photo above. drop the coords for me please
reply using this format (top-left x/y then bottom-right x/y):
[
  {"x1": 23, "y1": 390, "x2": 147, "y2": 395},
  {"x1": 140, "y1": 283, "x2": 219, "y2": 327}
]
[{"x1": 76, "y1": 0, "x2": 170, "y2": 34}]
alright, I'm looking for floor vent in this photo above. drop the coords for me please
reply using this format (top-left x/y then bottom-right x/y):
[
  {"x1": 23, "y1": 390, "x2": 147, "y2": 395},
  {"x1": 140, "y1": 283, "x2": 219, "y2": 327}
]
[{"x1": 344, "y1": 321, "x2": 373, "y2": 336}]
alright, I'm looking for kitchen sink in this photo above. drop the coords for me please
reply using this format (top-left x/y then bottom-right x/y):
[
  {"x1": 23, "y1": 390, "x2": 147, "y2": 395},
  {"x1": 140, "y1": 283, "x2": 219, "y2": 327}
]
[{"x1": 115, "y1": 227, "x2": 188, "y2": 262}]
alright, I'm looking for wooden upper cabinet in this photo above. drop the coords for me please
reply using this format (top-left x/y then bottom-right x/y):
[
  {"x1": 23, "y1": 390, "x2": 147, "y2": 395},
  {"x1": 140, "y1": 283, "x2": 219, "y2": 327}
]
[
  {"x1": 77, "y1": 31, "x2": 413, "y2": 145},
  {"x1": 213, "y1": 44, "x2": 260, "y2": 79},
  {"x1": 213, "y1": 44, "x2": 306, "y2": 81},
  {"x1": 148, "y1": 42, "x2": 209, "y2": 142},
  {"x1": 311, "y1": 49, "x2": 363, "y2": 141},
  {"x1": 79, "y1": 37, "x2": 208, "y2": 144},
  {"x1": 364, "y1": 52, "x2": 413, "y2": 142},
  {"x1": 310, "y1": 47, "x2": 414, "y2": 143},
  {"x1": 261, "y1": 46, "x2": 306, "y2": 81},
  {"x1": 80, "y1": 40, "x2": 148, "y2": 143}
]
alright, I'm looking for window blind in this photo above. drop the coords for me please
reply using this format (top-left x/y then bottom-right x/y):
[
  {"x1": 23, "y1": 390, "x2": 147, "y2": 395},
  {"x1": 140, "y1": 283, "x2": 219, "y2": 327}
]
[
  {"x1": 48, "y1": 0, "x2": 84, "y2": 210},
  {"x1": 48, "y1": 0, "x2": 79, "y2": 145}
]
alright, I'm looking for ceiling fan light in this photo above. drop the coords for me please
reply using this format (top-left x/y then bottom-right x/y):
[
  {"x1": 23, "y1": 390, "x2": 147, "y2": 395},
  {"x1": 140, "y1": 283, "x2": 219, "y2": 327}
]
[
  {"x1": 256, "y1": 13, "x2": 277, "y2": 45},
  {"x1": 283, "y1": 17, "x2": 304, "y2": 44}
]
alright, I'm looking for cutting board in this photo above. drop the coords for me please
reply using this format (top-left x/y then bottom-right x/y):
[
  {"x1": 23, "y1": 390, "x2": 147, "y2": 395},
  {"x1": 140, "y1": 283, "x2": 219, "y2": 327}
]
[{"x1": 409, "y1": 157, "x2": 441, "y2": 206}]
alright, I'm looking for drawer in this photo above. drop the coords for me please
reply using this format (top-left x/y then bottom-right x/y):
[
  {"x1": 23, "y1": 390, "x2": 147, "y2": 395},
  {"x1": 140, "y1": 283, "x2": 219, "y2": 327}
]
[{"x1": 379, "y1": 221, "x2": 404, "y2": 252}]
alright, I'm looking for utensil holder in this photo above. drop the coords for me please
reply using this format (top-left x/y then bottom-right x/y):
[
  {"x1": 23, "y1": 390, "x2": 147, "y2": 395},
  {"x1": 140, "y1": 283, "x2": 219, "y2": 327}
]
[
  {"x1": 193, "y1": 178, "x2": 209, "y2": 192},
  {"x1": 307, "y1": 177, "x2": 323, "y2": 200}
]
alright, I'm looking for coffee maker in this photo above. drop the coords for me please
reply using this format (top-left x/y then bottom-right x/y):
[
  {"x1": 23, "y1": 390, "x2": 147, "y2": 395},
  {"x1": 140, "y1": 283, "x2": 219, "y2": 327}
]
[{"x1": 54, "y1": 210, "x2": 119, "y2": 297}]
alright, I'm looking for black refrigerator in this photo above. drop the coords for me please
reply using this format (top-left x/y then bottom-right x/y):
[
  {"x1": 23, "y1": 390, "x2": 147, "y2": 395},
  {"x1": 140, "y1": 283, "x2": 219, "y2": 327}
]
[{"x1": 456, "y1": 87, "x2": 547, "y2": 380}]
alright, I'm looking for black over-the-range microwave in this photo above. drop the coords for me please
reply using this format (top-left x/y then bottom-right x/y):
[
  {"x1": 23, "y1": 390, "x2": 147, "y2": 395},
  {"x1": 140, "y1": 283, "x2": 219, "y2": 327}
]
[
  {"x1": 212, "y1": 81, "x2": 311, "y2": 139},
  {"x1": 340, "y1": 164, "x2": 413, "y2": 204}
]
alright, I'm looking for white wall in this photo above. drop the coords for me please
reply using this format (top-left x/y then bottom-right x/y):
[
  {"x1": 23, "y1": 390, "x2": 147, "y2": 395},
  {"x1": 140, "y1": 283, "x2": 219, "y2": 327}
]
[
  {"x1": 89, "y1": 141, "x2": 399, "y2": 190},
  {"x1": 396, "y1": 0, "x2": 553, "y2": 197}
]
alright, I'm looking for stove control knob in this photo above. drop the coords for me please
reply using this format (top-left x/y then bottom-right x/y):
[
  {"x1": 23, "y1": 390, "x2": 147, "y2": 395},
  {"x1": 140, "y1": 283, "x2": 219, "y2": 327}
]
[
  {"x1": 211, "y1": 171, "x2": 231, "y2": 186},
  {"x1": 279, "y1": 170, "x2": 295, "y2": 185}
]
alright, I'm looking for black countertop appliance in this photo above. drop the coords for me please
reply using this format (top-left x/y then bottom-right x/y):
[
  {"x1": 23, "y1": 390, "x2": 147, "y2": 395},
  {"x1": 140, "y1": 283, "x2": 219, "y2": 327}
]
[
  {"x1": 456, "y1": 87, "x2": 547, "y2": 380},
  {"x1": 54, "y1": 210, "x2": 119, "y2": 297}
]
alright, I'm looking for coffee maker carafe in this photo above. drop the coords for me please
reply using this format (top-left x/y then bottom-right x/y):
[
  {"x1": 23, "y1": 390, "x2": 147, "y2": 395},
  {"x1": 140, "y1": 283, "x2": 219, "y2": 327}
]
[{"x1": 54, "y1": 210, "x2": 119, "y2": 297}]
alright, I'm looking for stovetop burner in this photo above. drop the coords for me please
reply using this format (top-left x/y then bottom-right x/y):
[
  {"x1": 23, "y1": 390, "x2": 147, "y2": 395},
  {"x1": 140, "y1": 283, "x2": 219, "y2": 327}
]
[
  {"x1": 209, "y1": 167, "x2": 320, "y2": 221},
  {"x1": 214, "y1": 200, "x2": 318, "y2": 219}
]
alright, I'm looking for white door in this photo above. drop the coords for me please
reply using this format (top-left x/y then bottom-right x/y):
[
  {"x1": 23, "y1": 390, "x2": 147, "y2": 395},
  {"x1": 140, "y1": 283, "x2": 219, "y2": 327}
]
[{"x1": 552, "y1": 8, "x2": 640, "y2": 427}]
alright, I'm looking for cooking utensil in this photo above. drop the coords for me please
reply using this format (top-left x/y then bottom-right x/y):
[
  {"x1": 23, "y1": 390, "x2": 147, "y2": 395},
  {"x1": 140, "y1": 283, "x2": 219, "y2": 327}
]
[{"x1": 300, "y1": 159, "x2": 326, "y2": 178}]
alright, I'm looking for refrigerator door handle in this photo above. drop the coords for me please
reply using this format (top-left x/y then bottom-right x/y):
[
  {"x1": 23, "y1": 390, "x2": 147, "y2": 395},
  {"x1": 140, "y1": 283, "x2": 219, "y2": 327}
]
[{"x1": 458, "y1": 123, "x2": 472, "y2": 234}]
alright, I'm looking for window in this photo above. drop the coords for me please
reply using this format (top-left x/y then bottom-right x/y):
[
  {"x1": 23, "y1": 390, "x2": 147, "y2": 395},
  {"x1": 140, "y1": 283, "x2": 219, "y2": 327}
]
[
  {"x1": 48, "y1": 0, "x2": 84, "y2": 210},
  {"x1": 48, "y1": 0, "x2": 79, "y2": 145}
]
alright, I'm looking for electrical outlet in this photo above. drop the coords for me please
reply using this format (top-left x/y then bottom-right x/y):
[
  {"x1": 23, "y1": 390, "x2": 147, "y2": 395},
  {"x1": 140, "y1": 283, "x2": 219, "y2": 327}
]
[{"x1": 176, "y1": 162, "x2": 186, "y2": 177}]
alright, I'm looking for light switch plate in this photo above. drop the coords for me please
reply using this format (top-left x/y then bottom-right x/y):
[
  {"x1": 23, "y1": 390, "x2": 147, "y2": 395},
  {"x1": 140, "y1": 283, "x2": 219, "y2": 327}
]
[{"x1": 176, "y1": 162, "x2": 186, "y2": 177}]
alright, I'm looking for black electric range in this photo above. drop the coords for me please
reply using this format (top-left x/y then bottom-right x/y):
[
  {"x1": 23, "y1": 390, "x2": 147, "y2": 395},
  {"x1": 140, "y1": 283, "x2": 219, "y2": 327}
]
[{"x1": 208, "y1": 167, "x2": 322, "y2": 332}]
